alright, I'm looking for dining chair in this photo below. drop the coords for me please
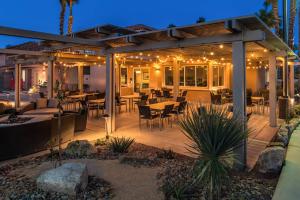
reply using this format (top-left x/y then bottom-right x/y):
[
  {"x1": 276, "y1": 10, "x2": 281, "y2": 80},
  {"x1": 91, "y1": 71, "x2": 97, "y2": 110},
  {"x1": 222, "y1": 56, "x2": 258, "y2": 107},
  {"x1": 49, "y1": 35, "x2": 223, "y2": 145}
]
[
  {"x1": 176, "y1": 96, "x2": 185, "y2": 102},
  {"x1": 181, "y1": 90, "x2": 188, "y2": 97},
  {"x1": 163, "y1": 90, "x2": 173, "y2": 99},
  {"x1": 171, "y1": 101, "x2": 187, "y2": 120},
  {"x1": 138, "y1": 105, "x2": 159, "y2": 130},
  {"x1": 160, "y1": 104, "x2": 174, "y2": 129},
  {"x1": 149, "y1": 98, "x2": 158, "y2": 104},
  {"x1": 134, "y1": 95, "x2": 148, "y2": 111},
  {"x1": 116, "y1": 95, "x2": 128, "y2": 113}
]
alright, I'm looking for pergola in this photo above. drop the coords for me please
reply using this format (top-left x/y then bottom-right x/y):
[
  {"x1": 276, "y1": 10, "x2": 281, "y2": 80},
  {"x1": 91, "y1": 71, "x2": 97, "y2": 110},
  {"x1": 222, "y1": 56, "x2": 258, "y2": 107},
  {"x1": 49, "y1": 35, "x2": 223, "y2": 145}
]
[{"x1": 0, "y1": 15, "x2": 297, "y2": 168}]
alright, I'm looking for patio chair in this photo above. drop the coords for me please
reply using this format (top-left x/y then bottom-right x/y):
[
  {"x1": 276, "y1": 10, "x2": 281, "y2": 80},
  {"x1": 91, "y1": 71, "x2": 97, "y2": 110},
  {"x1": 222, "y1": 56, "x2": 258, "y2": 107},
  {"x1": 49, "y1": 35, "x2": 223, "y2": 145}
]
[
  {"x1": 116, "y1": 95, "x2": 128, "y2": 113},
  {"x1": 210, "y1": 91, "x2": 222, "y2": 105},
  {"x1": 176, "y1": 96, "x2": 186, "y2": 102},
  {"x1": 181, "y1": 90, "x2": 188, "y2": 97},
  {"x1": 155, "y1": 90, "x2": 163, "y2": 99},
  {"x1": 149, "y1": 98, "x2": 158, "y2": 104},
  {"x1": 138, "y1": 105, "x2": 159, "y2": 130},
  {"x1": 160, "y1": 104, "x2": 174, "y2": 129},
  {"x1": 134, "y1": 95, "x2": 148, "y2": 111},
  {"x1": 163, "y1": 90, "x2": 173, "y2": 99},
  {"x1": 171, "y1": 101, "x2": 187, "y2": 120}
]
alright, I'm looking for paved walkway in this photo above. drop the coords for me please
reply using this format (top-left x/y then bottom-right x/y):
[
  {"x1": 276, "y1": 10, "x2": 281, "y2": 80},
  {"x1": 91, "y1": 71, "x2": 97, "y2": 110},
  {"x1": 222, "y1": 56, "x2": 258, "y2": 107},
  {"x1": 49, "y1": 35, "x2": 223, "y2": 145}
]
[{"x1": 273, "y1": 126, "x2": 300, "y2": 200}]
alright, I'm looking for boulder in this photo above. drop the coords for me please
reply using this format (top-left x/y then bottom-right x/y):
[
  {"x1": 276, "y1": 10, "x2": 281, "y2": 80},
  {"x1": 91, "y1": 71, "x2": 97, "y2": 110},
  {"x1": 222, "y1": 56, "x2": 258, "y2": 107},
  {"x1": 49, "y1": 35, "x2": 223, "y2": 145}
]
[
  {"x1": 37, "y1": 163, "x2": 88, "y2": 196},
  {"x1": 258, "y1": 147, "x2": 285, "y2": 174},
  {"x1": 64, "y1": 140, "x2": 97, "y2": 157},
  {"x1": 276, "y1": 130, "x2": 289, "y2": 147}
]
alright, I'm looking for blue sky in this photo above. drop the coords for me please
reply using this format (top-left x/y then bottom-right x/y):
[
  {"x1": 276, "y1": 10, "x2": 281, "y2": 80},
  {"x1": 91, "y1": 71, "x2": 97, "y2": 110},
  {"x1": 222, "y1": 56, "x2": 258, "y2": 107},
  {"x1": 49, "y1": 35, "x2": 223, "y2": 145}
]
[{"x1": 0, "y1": 0, "x2": 290, "y2": 47}]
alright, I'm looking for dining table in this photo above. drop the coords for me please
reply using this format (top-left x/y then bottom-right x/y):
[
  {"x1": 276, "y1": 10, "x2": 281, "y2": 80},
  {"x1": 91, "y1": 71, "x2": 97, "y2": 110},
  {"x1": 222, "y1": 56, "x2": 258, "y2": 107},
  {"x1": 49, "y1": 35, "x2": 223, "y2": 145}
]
[{"x1": 121, "y1": 94, "x2": 140, "y2": 112}]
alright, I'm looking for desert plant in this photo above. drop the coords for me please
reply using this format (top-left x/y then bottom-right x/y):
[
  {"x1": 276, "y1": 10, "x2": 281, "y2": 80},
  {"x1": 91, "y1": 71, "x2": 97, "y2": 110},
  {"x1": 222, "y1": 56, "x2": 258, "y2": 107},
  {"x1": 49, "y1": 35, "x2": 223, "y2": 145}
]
[
  {"x1": 108, "y1": 137, "x2": 135, "y2": 153},
  {"x1": 157, "y1": 148, "x2": 176, "y2": 159},
  {"x1": 179, "y1": 106, "x2": 249, "y2": 200}
]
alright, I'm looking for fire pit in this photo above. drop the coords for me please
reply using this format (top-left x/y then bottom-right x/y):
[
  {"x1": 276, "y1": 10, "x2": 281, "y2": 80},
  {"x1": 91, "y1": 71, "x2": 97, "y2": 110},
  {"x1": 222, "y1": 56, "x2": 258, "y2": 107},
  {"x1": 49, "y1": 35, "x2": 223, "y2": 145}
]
[{"x1": 0, "y1": 114, "x2": 32, "y2": 125}]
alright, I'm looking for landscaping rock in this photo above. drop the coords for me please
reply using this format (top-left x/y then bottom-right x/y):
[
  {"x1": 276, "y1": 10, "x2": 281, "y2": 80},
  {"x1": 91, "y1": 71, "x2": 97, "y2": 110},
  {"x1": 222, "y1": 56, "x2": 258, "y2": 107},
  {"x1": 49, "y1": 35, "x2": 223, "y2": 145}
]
[
  {"x1": 36, "y1": 163, "x2": 88, "y2": 196},
  {"x1": 258, "y1": 147, "x2": 285, "y2": 174},
  {"x1": 276, "y1": 130, "x2": 289, "y2": 147},
  {"x1": 64, "y1": 140, "x2": 97, "y2": 157}
]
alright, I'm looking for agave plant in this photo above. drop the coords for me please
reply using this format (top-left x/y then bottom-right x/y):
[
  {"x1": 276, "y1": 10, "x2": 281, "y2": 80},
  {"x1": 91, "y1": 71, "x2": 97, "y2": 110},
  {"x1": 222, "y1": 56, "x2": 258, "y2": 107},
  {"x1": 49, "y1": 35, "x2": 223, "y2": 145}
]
[
  {"x1": 108, "y1": 137, "x2": 135, "y2": 153},
  {"x1": 179, "y1": 106, "x2": 249, "y2": 200}
]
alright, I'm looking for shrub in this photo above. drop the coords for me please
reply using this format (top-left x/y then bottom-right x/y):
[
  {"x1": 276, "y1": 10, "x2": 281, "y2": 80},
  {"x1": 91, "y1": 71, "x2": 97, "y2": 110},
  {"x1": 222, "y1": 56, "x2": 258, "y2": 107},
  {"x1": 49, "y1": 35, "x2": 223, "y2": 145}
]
[
  {"x1": 157, "y1": 149, "x2": 176, "y2": 159},
  {"x1": 108, "y1": 137, "x2": 135, "y2": 153},
  {"x1": 179, "y1": 106, "x2": 249, "y2": 200},
  {"x1": 94, "y1": 138, "x2": 107, "y2": 146}
]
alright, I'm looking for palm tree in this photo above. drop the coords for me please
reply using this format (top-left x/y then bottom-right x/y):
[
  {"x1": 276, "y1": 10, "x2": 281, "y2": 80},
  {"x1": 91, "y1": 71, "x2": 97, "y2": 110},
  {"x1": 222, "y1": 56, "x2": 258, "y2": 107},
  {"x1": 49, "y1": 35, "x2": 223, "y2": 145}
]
[
  {"x1": 288, "y1": 0, "x2": 297, "y2": 49},
  {"x1": 257, "y1": 1, "x2": 276, "y2": 28},
  {"x1": 67, "y1": 0, "x2": 79, "y2": 34},
  {"x1": 59, "y1": 0, "x2": 67, "y2": 35},
  {"x1": 266, "y1": 0, "x2": 280, "y2": 35},
  {"x1": 196, "y1": 17, "x2": 206, "y2": 23}
]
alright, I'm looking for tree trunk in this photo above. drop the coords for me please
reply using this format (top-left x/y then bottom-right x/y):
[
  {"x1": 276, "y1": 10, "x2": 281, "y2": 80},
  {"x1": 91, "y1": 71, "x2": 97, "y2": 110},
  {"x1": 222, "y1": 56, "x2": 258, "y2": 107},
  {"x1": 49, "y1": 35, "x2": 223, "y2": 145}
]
[
  {"x1": 68, "y1": 0, "x2": 73, "y2": 34},
  {"x1": 59, "y1": 3, "x2": 66, "y2": 35},
  {"x1": 288, "y1": 0, "x2": 297, "y2": 49},
  {"x1": 272, "y1": 0, "x2": 280, "y2": 36}
]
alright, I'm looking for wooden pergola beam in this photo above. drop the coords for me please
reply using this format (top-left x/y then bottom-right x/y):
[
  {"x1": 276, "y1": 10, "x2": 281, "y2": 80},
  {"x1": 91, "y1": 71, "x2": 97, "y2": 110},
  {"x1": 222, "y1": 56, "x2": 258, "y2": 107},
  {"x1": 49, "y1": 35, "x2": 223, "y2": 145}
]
[
  {"x1": 125, "y1": 36, "x2": 142, "y2": 45},
  {"x1": 0, "y1": 26, "x2": 100, "y2": 46},
  {"x1": 0, "y1": 48, "x2": 45, "y2": 56},
  {"x1": 167, "y1": 28, "x2": 185, "y2": 40},
  {"x1": 103, "y1": 30, "x2": 265, "y2": 54}
]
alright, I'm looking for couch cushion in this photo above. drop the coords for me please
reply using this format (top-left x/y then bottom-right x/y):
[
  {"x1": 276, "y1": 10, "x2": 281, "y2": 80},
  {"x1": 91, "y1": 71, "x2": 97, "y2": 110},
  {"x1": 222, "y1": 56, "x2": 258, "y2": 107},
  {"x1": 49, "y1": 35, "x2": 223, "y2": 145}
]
[
  {"x1": 48, "y1": 98, "x2": 58, "y2": 108},
  {"x1": 36, "y1": 98, "x2": 48, "y2": 109}
]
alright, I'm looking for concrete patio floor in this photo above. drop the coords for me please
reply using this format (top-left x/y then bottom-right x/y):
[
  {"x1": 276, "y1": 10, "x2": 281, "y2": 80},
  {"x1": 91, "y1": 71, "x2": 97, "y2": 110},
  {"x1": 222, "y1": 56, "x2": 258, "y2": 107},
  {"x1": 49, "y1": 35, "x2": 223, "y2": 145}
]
[{"x1": 75, "y1": 110, "x2": 279, "y2": 170}]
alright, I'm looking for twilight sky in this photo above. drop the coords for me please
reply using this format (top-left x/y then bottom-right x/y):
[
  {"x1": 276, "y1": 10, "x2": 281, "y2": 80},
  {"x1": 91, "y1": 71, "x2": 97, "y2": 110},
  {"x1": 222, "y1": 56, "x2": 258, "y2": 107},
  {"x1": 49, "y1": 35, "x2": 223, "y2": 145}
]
[{"x1": 0, "y1": 0, "x2": 292, "y2": 48}]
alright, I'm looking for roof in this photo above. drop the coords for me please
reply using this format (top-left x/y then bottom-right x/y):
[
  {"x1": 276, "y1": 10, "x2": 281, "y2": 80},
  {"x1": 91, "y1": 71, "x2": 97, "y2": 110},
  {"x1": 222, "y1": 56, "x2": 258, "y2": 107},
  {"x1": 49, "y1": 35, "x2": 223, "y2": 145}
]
[{"x1": 90, "y1": 15, "x2": 297, "y2": 58}]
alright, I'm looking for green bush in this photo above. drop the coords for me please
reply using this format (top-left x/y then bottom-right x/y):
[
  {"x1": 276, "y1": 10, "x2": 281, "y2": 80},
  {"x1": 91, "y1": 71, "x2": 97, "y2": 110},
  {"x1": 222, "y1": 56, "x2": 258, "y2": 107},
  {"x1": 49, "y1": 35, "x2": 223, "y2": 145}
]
[
  {"x1": 108, "y1": 137, "x2": 135, "y2": 153},
  {"x1": 179, "y1": 106, "x2": 249, "y2": 200}
]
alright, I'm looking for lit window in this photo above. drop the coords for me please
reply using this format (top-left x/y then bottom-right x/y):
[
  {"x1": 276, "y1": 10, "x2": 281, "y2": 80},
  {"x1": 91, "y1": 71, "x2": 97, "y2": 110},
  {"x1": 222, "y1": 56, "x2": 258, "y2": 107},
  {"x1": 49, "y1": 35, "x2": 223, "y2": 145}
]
[
  {"x1": 213, "y1": 65, "x2": 225, "y2": 87},
  {"x1": 185, "y1": 66, "x2": 195, "y2": 86},
  {"x1": 165, "y1": 67, "x2": 173, "y2": 86},
  {"x1": 196, "y1": 66, "x2": 208, "y2": 87}
]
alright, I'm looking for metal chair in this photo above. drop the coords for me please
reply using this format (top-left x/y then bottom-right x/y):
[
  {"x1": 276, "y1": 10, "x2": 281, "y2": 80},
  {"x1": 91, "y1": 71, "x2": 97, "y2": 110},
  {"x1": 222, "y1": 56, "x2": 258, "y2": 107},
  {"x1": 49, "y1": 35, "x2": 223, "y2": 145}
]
[
  {"x1": 138, "y1": 105, "x2": 159, "y2": 130},
  {"x1": 149, "y1": 98, "x2": 158, "y2": 104},
  {"x1": 160, "y1": 104, "x2": 174, "y2": 129}
]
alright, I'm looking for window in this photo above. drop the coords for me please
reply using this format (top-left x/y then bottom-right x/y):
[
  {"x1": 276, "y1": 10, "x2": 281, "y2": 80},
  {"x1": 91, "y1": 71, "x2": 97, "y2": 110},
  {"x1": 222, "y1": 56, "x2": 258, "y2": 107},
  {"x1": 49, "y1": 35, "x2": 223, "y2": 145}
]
[
  {"x1": 213, "y1": 65, "x2": 225, "y2": 87},
  {"x1": 196, "y1": 66, "x2": 208, "y2": 87},
  {"x1": 121, "y1": 68, "x2": 127, "y2": 85},
  {"x1": 185, "y1": 66, "x2": 195, "y2": 86},
  {"x1": 180, "y1": 67, "x2": 184, "y2": 86},
  {"x1": 165, "y1": 67, "x2": 173, "y2": 86},
  {"x1": 164, "y1": 65, "x2": 208, "y2": 87}
]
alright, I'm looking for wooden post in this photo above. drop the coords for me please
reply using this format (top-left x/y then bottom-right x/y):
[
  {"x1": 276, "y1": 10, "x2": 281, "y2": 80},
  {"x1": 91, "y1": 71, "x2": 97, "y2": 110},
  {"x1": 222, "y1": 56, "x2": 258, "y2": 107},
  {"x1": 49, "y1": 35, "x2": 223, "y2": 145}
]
[
  {"x1": 173, "y1": 59, "x2": 180, "y2": 99},
  {"x1": 269, "y1": 55, "x2": 277, "y2": 127},
  {"x1": 289, "y1": 64, "x2": 295, "y2": 98},
  {"x1": 115, "y1": 62, "x2": 121, "y2": 95},
  {"x1": 283, "y1": 56, "x2": 289, "y2": 97},
  {"x1": 14, "y1": 63, "x2": 21, "y2": 108},
  {"x1": 78, "y1": 65, "x2": 84, "y2": 94},
  {"x1": 232, "y1": 41, "x2": 247, "y2": 170},
  {"x1": 105, "y1": 54, "x2": 116, "y2": 133},
  {"x1": 208, "y1": 61, "x2": 213, "y2": 90},
  {"x1": 47, "y1": 59, "x2": 55, "y2": 99}
]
